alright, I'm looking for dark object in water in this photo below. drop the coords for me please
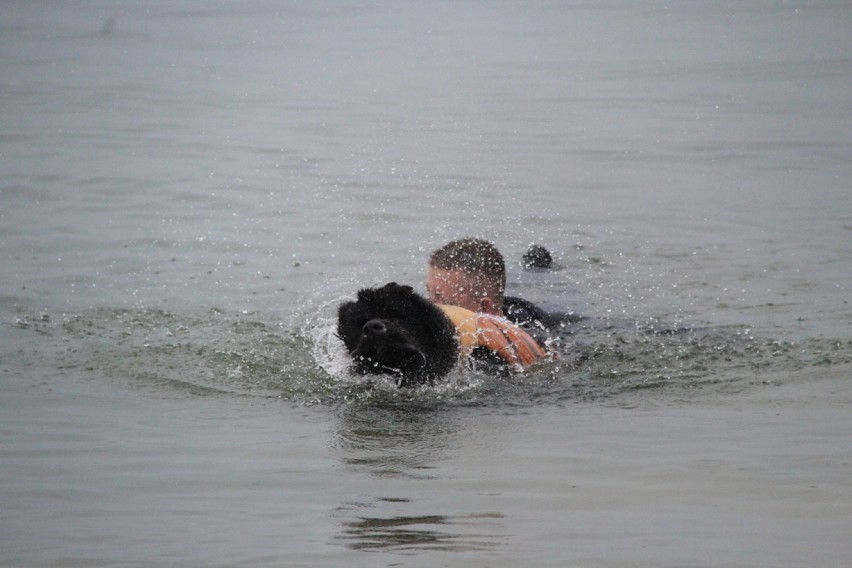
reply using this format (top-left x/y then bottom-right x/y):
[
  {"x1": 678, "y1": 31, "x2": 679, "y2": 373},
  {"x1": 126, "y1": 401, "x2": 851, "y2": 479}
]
[
  {"x1": 523, "y1": 244, "x2": 553, "y2": 269},
  {"x1": 100, "y1": 17, "x2": 116, "y2": 36}
]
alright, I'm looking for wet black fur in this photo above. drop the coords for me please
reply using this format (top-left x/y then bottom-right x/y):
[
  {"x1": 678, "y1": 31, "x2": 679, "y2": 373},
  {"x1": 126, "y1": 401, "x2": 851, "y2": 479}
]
[{"x1": 337, "y1": 282, "x2": 459, "y2": 387}]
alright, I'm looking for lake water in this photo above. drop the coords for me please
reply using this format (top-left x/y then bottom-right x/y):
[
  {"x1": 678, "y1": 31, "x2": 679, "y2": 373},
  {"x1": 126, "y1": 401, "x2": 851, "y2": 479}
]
[{"x1": 2, "y1": 1, "x2": 851, "y2": 566}]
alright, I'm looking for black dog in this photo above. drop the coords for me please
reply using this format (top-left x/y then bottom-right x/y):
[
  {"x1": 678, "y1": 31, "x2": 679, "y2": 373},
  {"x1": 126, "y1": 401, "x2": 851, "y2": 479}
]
[{"x1": 337, "y1": 282, "x2": 459, "y2": 387}]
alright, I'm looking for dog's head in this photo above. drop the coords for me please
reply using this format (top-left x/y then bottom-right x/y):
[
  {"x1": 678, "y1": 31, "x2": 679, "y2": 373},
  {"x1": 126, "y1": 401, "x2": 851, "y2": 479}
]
[
  {"x1": 348, "y1": 317, "x2": 428, "y2": 378},
  {"x1": 337, "y1": 283, "x2": 458, "y2": 386}
]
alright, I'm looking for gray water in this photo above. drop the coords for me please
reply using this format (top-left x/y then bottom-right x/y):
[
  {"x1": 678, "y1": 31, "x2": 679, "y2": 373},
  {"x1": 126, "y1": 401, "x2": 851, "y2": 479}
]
[{"x1": 2, "y1": 1, "x2": 851, "y2": 566}]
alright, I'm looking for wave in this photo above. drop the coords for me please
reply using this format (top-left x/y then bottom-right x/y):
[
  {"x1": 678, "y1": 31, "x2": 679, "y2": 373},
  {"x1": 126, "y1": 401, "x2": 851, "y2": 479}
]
[{"x1": 9, "y1": 302, "x2": 851, "y2": 408}]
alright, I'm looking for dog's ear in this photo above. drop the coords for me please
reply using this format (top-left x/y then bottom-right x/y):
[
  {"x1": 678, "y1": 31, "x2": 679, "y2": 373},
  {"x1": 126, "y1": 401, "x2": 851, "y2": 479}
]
[{"x1": 337, "y1": 300, "x2": 372, "y2": 352}]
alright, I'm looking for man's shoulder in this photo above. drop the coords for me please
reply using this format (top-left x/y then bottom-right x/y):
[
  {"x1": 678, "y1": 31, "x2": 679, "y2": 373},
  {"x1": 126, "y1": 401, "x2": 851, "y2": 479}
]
[
  {"x1": 502, "y1": 296, "x2": 553, "y2": 328},
  {"x1": 502, "y1": 296, "x2": 584, "y2": 329}
]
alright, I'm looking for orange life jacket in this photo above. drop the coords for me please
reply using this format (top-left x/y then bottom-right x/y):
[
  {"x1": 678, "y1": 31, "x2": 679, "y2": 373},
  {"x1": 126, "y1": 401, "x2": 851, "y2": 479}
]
[{"x1": 438, "y1": 304, "x2": 549, "y2": 369}]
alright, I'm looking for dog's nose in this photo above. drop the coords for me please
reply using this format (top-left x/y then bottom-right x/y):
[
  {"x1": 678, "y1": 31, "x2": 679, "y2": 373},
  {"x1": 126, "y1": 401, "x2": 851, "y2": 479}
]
[{"x1": 362, "y1": 319, "x2": 387, "y2": 336}]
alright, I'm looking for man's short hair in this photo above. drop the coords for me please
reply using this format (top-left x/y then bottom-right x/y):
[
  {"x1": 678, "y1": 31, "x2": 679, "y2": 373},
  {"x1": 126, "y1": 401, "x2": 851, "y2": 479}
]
[{"x1": 429, "y1": 238, "x2": 506, "y2": 295}]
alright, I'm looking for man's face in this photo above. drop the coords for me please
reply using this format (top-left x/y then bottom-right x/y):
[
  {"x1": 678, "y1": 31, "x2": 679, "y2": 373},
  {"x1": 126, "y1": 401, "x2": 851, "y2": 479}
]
[{"x1": 427, "y1": 267, "x2": 494, "y2": 313}]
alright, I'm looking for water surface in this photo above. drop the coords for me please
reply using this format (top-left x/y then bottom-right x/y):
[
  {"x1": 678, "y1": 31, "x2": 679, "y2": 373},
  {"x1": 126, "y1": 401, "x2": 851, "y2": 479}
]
[{"x1": 2, "y1": 1, "x2": 851, "y2": 566}]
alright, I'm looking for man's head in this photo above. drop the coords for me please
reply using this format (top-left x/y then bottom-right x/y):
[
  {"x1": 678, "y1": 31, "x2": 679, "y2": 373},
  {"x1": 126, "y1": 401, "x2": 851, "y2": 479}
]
[{"x1": 426, "y1": 238, "x2": 506, "y2": 315}]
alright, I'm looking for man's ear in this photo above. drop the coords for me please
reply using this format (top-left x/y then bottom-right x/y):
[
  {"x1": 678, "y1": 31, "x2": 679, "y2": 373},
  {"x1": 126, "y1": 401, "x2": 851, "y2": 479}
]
[{"x1": 478, "y1": 296, "x2": 497, "y2": 315}]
